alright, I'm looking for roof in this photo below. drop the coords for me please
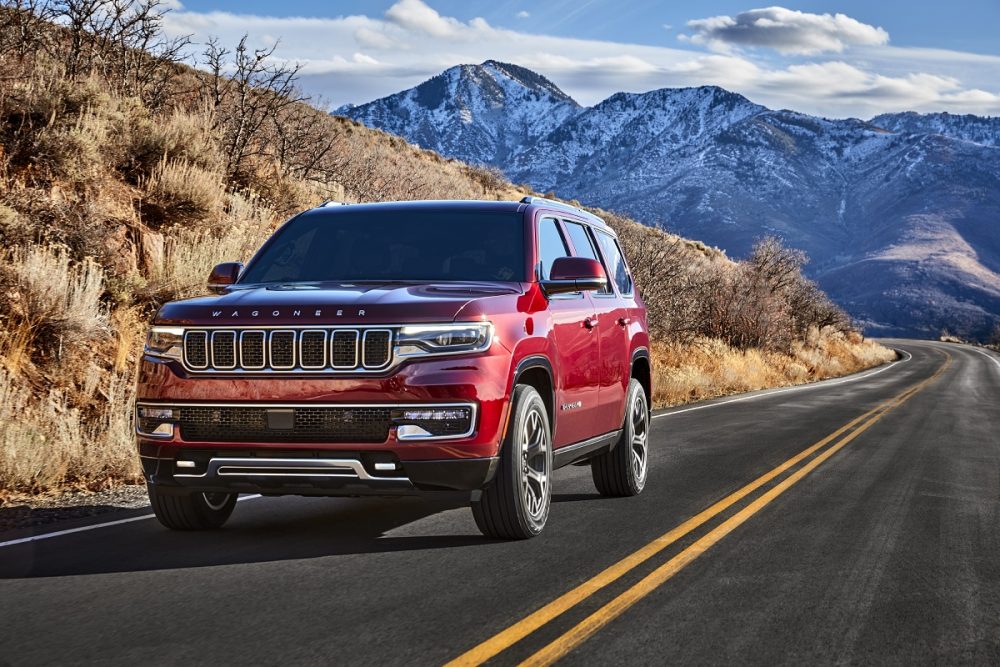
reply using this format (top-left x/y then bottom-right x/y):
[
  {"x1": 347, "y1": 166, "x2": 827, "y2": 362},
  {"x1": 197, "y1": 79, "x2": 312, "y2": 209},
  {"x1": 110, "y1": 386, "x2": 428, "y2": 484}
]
[
  {"x1": 306, "y1": 199, "x2": 525, "y2": 216},
  {"x1": 305, "y1": 198, "x2": 610, "y2": 229}
]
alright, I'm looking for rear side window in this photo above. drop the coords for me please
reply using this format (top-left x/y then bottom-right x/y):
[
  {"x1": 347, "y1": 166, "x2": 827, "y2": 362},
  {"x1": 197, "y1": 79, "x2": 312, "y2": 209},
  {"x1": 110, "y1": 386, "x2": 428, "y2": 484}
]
[
  {"x1": 537, "y1": 218, "x2": 569, "y2": 280},
  {"x1": 595, "y1": 231, "x2": 633, "y2": 295},
  {"x1": 564, "y1": 221, "x2": 610, "y2": 294}
]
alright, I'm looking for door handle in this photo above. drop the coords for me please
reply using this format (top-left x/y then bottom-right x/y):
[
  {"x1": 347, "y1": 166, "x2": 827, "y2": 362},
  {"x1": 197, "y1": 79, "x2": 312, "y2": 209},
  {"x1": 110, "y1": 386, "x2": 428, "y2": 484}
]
[
  {"x1": 584, "y1": 317, "x2": 598, "y2": 330},
  {"x1": 617, "y1": 317, "x2": 631, "y2": 328}
]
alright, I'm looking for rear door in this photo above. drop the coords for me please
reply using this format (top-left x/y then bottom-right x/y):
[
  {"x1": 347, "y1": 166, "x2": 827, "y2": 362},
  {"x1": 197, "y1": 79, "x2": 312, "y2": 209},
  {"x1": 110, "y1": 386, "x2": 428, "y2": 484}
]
[
  {"x1": 580, "y1": 225, "x2": 633, "y2": 434},
  {"x1": 536, "y1": 216, "x2": 601, "y2": 448}
]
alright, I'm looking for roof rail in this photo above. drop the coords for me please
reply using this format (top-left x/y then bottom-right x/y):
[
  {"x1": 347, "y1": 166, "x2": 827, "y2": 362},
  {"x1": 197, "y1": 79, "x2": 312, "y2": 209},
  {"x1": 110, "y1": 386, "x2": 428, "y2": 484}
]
[
  {"x1": 319, "y1": 200, "x2": 349, "y2": 207},
  {"x1": 520, "y1": 196, "x2": 605, "y2": 225}
]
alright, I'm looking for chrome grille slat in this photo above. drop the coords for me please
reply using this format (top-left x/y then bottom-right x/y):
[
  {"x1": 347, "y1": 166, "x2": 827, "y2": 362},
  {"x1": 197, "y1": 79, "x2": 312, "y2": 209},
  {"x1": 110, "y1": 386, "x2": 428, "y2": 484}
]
[
  {"x1": 331, "y1": 330, "x2": 359, "y2": 368},
  {"x1": 184, "y1": 331, "x2": 209, "y2": 369},
  {"x1": 362, "y1": 329, "x2": 392, "y2": 369},
  {"x1": 181, "y1": 327, "x2": 395, "y2": 373},
  {"x1": 269, "y1": 330, "x2": 296, "y2": 369},
  {"x1": 239, "y1": 331, "x2": 266, "y2": 369},
  {"x1": 211, "y1": 331, "x2": 237, "y2": 369},
  {"x1": 299, "y1": 330, "x2": 327, "y2": 369}
]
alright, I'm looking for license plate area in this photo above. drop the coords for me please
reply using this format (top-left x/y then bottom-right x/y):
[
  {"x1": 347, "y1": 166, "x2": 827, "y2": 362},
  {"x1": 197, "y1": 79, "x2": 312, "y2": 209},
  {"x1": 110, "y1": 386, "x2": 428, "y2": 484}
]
[{"x1": 266, "y1": 408, "x2": 295, "y2": 430}]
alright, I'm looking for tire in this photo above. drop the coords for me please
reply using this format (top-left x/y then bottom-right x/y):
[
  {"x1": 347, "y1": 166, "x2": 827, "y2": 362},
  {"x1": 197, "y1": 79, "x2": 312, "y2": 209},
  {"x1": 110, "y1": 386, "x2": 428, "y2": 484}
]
[
  {"x1": 148, "y1": 485, "x2": 237, "y2": 530},
  {"x1": 472, "y1": 385, "x2": 553, "y2": 539},
  {"x1": 592, "y1": 378, "x2": 649, "y2": 497}
]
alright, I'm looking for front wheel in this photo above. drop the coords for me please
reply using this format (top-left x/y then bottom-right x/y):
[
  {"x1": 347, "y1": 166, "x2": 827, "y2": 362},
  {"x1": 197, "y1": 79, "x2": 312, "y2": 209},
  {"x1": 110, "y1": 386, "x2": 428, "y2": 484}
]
[
  {"x1": 592, "y1": 378, "x2": 649, "y2": 497},
  {"x1": 148, "y1": 485, "x2": 237, "y2": 530},
  {"x1": 472, "y1": 385, "x2": 552, "y2": 539}
]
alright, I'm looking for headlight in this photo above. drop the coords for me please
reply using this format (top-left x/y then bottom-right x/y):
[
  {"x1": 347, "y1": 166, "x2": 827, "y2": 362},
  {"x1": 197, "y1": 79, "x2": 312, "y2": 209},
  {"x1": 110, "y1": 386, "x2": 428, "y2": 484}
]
[
  {"x1": 144, "y1": 326, "x2": 184, "y2": 361},
  {"x1": 395, "y1": 323, "x2": 493, "y2": 358}
]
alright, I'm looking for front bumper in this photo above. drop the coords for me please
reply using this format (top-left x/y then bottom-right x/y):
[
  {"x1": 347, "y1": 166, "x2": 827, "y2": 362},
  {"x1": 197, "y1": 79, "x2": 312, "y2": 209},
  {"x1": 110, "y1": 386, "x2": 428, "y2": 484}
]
[
  {"x1": 140, "y1": 441, "x2": 499, "y2": 495},
  {"x1": 136, "y1": 350, "x2": 513, "y2": 496}
]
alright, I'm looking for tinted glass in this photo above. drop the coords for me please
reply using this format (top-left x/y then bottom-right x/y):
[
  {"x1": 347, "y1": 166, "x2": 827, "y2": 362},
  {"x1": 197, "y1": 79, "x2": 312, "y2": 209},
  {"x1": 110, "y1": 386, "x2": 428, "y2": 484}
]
[
  {"x1": 595, "y1": 231, "x2": 632, "y2": 295},
  {"x1": 537, "y1": 218, "x2": 569, "y2": 280},
  {"x1": 564, "y1": 222, "x2": 611, "y2": 294},
  {"x1": 240, "y1": 210, "x2": 524, "y2": 283}
]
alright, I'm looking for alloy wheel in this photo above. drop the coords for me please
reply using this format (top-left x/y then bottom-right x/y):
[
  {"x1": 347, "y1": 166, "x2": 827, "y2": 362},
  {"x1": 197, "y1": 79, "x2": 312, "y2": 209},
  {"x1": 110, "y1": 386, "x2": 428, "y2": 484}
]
[
  {"x1": 520, "y1": 407, "x2": 550, "y2": 521},
  {"x1": 630, "y1": 391, "x2": 649, "y2": 485}
]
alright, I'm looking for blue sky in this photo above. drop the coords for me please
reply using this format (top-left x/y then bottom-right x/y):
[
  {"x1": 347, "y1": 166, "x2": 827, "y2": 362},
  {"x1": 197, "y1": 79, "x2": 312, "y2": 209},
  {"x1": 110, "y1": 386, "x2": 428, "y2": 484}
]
[{"x1": 163, "y1": 1, "x2": 1000, "y2": 117}]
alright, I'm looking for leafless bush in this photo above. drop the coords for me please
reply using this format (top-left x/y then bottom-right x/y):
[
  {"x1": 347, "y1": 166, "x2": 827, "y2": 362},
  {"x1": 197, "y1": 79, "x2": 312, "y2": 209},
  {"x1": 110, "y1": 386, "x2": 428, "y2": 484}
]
[
  {"x1": 0, "y1": 244, "x2": 108, "y2": 367},
  {"x1": 142, "y1": 158, "x2": 225, "y2": 227},
  {"x1": 202, "y1": 36, "x2": 305, "y2": 184},
  {"x1": 464, "y1": 163, "x2": 508, "y2": 194},
  {"x1": 0, "y1": 1, "x2": 56, "y2": 62}
]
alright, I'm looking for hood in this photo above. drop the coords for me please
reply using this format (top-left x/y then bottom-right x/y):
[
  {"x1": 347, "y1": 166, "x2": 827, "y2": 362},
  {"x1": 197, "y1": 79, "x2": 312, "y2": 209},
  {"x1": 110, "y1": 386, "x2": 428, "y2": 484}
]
[{"x1": 155, "y1": 282, "x2": 525, "y2": 326}]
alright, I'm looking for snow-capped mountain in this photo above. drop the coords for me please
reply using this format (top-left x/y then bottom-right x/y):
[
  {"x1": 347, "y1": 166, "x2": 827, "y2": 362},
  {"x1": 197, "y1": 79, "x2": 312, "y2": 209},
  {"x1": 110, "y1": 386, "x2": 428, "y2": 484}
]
[
  {"x1": 338, "y1": 63, "x2": 1000, "y2": 338},
  {"x1": 871, "y1": 112, "x2": 1000, "y2": 148},
  {"x1": 338, "y1": 60, "x2": 580, "y2": 165}
]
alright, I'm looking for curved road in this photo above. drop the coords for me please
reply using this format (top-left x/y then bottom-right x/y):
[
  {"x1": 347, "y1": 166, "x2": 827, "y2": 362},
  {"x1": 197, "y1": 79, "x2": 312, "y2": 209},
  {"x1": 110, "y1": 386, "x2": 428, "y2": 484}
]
[{"x1": 1, "y1": 340, "x2": 998, "y2": 665}]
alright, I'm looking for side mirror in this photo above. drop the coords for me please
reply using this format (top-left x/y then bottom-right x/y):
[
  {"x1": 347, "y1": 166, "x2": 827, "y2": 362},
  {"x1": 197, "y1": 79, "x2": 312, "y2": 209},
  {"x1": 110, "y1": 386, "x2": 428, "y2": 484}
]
[
  {"x1": 208, "y1": 262, "x2": 243, "y2": 290},
  {"x1": 541, "y1": 257, "x2": 608, "y2": 295}
]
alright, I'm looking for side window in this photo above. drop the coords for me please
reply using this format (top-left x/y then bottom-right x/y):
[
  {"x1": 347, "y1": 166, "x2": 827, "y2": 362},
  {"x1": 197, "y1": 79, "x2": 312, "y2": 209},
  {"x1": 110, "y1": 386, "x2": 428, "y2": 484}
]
[
  {"x1": 536, "y1": 217, "x2": 570, "y2": 280},
  {"x1": 564, "y1": 221, "x2": 611, "y2": 294},
  {"x1": 595, "y1": 231, "x2": 633, "y2": 295}
]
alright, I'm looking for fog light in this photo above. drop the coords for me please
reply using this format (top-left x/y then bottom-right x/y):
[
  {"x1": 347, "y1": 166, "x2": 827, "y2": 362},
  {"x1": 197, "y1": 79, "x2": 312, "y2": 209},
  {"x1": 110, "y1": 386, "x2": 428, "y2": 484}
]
[
  {"x1": 150, "y1": 423, "x2": 174, "y2": 437},
  {"x1": 391, "y1": 405, "x2": 475, "y2": 440},
  {"x1": 397, "y1": 424, "x2": 433, "y2": 439}
]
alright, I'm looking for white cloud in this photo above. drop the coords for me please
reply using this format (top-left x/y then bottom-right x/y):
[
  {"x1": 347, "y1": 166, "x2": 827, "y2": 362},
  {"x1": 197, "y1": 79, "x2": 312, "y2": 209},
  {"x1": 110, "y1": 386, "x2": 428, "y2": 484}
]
[
  {"x1": 682, "y1": 7, "x2": 889, "y2": 55},
  {"x1": 160, "y1": 0, "x2": 1000, "y2": 118},
  {"x1": 516, "y1": 11, "x2": 530, "y2": 19}
]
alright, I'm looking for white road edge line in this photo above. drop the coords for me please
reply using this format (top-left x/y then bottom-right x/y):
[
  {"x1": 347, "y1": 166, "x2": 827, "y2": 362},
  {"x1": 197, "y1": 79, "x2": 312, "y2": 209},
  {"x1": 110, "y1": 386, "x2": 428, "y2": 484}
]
[
  {"x1": 970, "y1": 346, "x2": 1000, "y2": 371},
  {"x1": 653, "y1": 349, "x2": 912, "y2": 420},
  {"x1": 0, "y1": 494, "x2": 262, "y2": 548}
]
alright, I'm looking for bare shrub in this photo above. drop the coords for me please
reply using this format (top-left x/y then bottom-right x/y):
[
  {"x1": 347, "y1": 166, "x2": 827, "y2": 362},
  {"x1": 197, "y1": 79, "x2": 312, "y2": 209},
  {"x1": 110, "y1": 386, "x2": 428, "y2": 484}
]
[
  {"x1": 142, "y1": 158, "x2": 225, "y2": 227},
  {"x1": 202, "y1": 35, "x2": 304, "y2": 184},
  {"x1": 464, "y1": 163, "x2": 509, "y2": 195},
  {"x1": 124, "y1": 106, "x2": 223, "y2": 179},
  {"x1": 0, "y1": 244, "x2": 108, "y2": 366},
  {"x1": 0, "y1": 366, "x2": 139, "y2": 493}
]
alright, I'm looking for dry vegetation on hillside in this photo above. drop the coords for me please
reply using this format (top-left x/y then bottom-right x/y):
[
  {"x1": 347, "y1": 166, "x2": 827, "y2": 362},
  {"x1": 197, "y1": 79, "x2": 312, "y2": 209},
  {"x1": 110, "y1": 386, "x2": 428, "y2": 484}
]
[{"x1": 0, "y1": 1, "x2": 893, "y2": 497}]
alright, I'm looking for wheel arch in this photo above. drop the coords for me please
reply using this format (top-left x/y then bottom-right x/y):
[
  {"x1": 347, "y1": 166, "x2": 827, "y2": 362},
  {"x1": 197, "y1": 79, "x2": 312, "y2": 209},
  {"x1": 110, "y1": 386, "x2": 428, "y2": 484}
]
[
  {"x1": 631, "y1": 347, "x2": 652, "y2": 410},
  {"x1": 512, "y1": 355, "x2": 555, "y2": 433}
]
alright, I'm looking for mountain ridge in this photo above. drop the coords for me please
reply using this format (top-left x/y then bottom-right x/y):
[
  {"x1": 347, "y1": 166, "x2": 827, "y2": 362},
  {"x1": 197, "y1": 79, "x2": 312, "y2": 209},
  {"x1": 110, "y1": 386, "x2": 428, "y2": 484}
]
[{"x1": 339, "y1": 61, "x2": 1000, "y2": 338}]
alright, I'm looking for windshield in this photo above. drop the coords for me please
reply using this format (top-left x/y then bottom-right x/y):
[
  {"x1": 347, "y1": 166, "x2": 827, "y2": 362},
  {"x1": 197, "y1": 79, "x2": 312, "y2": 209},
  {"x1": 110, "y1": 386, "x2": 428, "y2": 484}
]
[{"x1": 239, "y1": 209, "x2": 525, "y2": 284}]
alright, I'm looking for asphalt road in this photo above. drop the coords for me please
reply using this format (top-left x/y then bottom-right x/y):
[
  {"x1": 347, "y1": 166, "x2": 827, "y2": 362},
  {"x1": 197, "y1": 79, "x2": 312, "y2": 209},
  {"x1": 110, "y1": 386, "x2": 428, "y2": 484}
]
[{"x1": 1, "y1": 340, "x2": 998, "y2": 666}]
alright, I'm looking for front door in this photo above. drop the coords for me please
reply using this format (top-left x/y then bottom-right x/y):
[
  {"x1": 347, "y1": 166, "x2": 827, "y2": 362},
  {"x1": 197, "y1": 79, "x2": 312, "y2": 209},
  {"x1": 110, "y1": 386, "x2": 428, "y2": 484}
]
[
  {"x1": 564, "y1": 221, "x2": 629, "y2": 434},
  {"x1": 537, "y1": 216, "x2": 601, "y2": 447}
]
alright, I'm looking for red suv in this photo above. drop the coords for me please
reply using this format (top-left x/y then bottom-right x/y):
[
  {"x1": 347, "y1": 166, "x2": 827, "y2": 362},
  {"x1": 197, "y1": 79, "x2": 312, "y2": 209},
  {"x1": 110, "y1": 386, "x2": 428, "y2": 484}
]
[{"x1": 137, "y1": 197, "x2": 651, "y2": 539}]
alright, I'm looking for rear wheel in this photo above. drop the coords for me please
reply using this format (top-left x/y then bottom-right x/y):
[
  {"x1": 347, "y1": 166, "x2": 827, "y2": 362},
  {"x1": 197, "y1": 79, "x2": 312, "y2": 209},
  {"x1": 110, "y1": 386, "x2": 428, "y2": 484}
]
[
  {"x1": 148, "y1": 485, "x2": 237, "y2": 530},
  {"x1": 592, "y1": 378, "x2": 649, "y2": 497},
  {"x1": 472, "y1": 385, "x2": 552, "y2": 539}
]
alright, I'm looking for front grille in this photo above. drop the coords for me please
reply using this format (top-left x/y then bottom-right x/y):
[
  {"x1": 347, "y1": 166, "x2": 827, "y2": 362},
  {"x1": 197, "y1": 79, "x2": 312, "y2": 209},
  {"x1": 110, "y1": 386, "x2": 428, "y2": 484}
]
[
  {"x1": 178, "y1": 406, "x2": 393, "y2": 443},
  {"x1": 181, "y1": 327, "x2": 395, "y2": 373}
]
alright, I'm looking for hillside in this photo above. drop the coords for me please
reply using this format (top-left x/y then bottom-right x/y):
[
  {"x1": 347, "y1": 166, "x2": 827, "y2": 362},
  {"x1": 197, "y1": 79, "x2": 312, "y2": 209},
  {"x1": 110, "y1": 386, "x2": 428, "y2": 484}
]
[
  {"x1": 0, "y1": 5, "x2": 891, "y2": 496},
  {"x1": 341, "y1": 62, "x2": 1000, "y2": 339}
]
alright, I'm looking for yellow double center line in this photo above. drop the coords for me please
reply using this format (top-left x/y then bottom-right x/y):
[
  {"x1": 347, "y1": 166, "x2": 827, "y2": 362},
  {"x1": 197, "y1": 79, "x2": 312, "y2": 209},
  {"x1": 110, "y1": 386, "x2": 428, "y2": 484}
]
[{"x1": 447, "y1": 352, "x2": 950, "y2": 667}]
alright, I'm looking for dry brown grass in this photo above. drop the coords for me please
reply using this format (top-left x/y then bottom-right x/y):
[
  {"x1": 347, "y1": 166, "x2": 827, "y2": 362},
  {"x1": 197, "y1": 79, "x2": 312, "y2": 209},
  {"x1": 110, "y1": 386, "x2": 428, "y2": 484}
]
[
  {"x1": 651, "y1": 328, "x2": 896, "y2": 408},
  {"x1": 0, "y1": 368, "x2": 139, "y2": 495}
]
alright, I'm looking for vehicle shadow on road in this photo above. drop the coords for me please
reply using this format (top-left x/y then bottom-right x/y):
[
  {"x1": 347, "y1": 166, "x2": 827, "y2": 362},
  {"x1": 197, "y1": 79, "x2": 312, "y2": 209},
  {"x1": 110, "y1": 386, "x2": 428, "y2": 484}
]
[{"x1": 0, "y1": 494, "x2": 497, "y2": 579}]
